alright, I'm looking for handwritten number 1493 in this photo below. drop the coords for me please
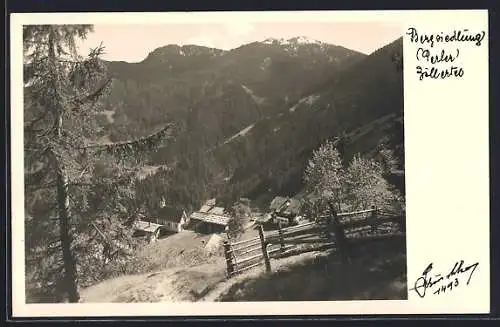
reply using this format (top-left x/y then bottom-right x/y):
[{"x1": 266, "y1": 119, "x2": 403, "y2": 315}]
[
  {"x1": 433, "y1": 278, "x2": 459, "y2": 295},
  {"x1": 409, "y1": 260, "x2": 479, "y2": 298}
]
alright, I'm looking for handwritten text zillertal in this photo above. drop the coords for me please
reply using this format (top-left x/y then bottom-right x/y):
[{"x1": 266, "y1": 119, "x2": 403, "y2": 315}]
[{"x1": 406, "y1": 27, "x2": 486, "y2": 81}]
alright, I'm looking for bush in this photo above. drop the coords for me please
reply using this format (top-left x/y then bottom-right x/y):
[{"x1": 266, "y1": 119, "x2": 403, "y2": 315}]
[
  {"x1": 344, "y1": 154, "x2": 401, "y2": 212},
  {"x1": 303, "y1": 141, "x2": 402, "y2": 215},
  {"x1": 225, "y1": 201, "x2": 251, "y2": 239}
]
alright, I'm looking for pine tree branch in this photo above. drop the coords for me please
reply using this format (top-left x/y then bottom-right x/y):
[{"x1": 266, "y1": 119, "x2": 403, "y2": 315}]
[
  {"x1": 84, "y1": 122, "x2": 175, "y2": 148},
  {"x1": 25, "y1": 55, "x2": 82, "y2": 65},
  {"x1": 83, "y1": 122, "x2": 178, "y2": 157},
  {"x1": 25, "y1": 182, "x2": 57, "y2": 192},
  {"x1": 70, "y1": 77, "x2": 112, "y2": 106}
]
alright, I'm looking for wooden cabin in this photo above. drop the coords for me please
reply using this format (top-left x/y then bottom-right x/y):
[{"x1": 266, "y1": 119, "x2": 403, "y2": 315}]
[
  {"x1": 189, "y1": 211, "x2": 231, "y2": 234},
  {"x1": 155, "y1": 207, "x2": 189, "y2": 233},
  {"x1": 187, "y1": 199, "x2": 232, "y2": 234},
  {"x1": 133, "y1": 220, "x2": 163, "y2": 242},
  {"x1": 132, "y1": 206, "x2": 189, "y2": 242}
]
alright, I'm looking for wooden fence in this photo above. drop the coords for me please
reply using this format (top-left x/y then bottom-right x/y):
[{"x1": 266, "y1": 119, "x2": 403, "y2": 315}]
[{"x1": 223, "y1": 205, "x2": 405, "y2": 278}]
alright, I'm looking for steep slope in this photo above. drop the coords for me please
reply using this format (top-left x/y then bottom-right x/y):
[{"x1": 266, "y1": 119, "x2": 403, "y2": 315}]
[
  {"x1": 209, "y1": 37, "x2": 404, "y2": 198},
  {"x1": 99, "y1": 40, "x2": 366, "y2": 145},
  {"x1": 96, "y1": 37, "x2": 402, "y2": 209},
  {"x1": 81, "y1": 236, "x2": 406, "y2": 303}
]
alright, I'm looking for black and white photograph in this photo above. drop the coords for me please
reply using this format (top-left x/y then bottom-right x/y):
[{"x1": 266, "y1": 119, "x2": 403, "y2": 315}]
[
  {"x1": 22, "y1": 19, "x2": 408, "y2": 304},
  {"x1": 11, "y1": 9, "x2": 492, "y2": 318}
]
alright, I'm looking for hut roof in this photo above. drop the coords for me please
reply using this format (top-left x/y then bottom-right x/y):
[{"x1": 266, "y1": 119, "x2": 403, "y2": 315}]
[
  {"x1": 189, "y1": 212, "x2": 231, "y2": 226},
  {"x1": 134, "y1": 220, "x2": 161, "y2": 233},
  {"x1": 205, "y1": 198, "x2": 216, "y2": 206},
  {"x1": 199, "y1": 205, "x2": 213, "y2": 213},
  {"x1": 157, "y1": 207, "x2": 185, "y2": 223},
  {"x1": 208, "y1": 206, "x2": 225, "y2": 215}
]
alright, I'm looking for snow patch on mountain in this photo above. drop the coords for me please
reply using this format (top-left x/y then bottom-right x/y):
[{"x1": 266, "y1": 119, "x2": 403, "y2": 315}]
[
  {"x1": 262, "y1": 36, "x2": 322, "y2": 45},
  {"x1": 136, "y1": 165, "x2": 172, "y2": 181},
  {"x1": 305, "y1": 94, "x2": 321, "y2": 105},
  {"x1": 224, "y1": 123, "x2": 256, "y2": 144},
  {"x1": 260, "y1": 57, "x2": 272, "y2": 70},
  {"x1": 261, "y1": 36, "x2": 328, "y2": 56},
  {"x1": 241, "y1": 85, "x2": 266, "y2": 105},
  {"x1": 290, "y1": 36, "x2": 323, "y2": 44},
  {"x1": 288, "y1": 94, "x2": 321, "y2": 112}
]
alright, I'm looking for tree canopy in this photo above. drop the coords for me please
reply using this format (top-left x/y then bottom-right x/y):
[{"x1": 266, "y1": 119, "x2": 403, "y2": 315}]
[{"x1": 303, "y1": 140, "x2": 402, "y2": 215}]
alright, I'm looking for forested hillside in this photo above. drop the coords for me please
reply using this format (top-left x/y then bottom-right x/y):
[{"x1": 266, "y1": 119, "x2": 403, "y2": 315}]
[
  {"x1": 111, "y1": 37, "x2": 404, "y2": 210},
  {"x1": 99, "y1": 39, "x2": 365, "y2": 142},
  {"x1": 95, "y1": 37, "x2": 386, "y2": 210}
]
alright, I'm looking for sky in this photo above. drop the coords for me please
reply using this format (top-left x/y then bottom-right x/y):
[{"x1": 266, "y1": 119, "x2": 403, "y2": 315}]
[{"x1": 76, "y1": 22, "x2": 402, "y2": 62}]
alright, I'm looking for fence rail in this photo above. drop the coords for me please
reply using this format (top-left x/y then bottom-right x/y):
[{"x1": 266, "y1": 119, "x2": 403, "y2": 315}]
[
  {"x1": 317, "y1": 208, "x2": 377, "y2": 220},
  {"x1": 223, "y1": 205, "x2": 405, "y2": 278}
]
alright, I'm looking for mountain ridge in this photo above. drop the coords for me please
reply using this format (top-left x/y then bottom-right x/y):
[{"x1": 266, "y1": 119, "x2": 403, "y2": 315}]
[{"x1": 96, "y1": 36, "x2": 403, "y2": 210}]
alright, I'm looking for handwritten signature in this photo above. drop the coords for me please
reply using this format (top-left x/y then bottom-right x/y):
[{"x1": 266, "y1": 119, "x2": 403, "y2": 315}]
[{"x1": 409, "y1": 260, "x2": 479, "y2": 298}]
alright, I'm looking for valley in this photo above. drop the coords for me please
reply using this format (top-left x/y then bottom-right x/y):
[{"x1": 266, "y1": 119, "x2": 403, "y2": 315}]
[
  {"x1": 23, "y1": 28, "x2": 406, "y2": 303},
  {"x1": 99, "y1": 36, "x2": 404, "y2": 209}
]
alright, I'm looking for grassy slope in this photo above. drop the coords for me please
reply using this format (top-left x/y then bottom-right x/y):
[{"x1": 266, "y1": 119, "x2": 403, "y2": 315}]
[
  {"x1": 81, "y1": 232, "x2": 406, "y2": 303},
  {"x1": 212, "y1": 239, "x2": 407, "y2": 302},
  {"x1": 117, "y1": 230, "x2": 224, "y2": 274},
  {"x1": 81, "y1": 230, "x2": 227, "y2": 302}
]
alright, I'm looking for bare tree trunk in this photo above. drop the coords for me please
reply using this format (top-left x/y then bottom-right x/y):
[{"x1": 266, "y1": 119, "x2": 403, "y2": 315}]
[
  {"x1": 48, "y1": 27, "x2": 80, "y2": 303},
  {"x1": 56, "y1": 166, "x2": 80, "y2": 303},
  {"x1": 54, "y1": 113, "x2": 79, "y2": 303}
]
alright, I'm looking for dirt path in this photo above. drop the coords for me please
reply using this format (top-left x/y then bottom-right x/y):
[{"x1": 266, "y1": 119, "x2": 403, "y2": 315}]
[
  {"x1": 81, "y1": 240, "x2": 406, "y2": 303},
  {"x1": 80, "y1": 268, "x2": 180, "y2": 303},
  {"x1": 81, "y1": 262, "x2": 226, "y2": 303}
]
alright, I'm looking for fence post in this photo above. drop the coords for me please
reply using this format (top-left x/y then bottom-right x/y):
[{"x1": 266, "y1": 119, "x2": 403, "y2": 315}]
[
  {"x1": 328, "y1": 202, "x2": 351, "y2": 265},
  {"x1": 370, "y1": 205, "x2": 377, "y2": 233},
  {"x1": 258, "y1": 224, "x2": 272, "y2": 273},
  {"x1": 223, "y1": 241, "x2": 234, "y2": 277},
  {"x1": 324, "y1": 211, "x2": 332, "y2": 240},
  {"x1": 278, "y1": 221, "x2": 285, "y2": 254}
]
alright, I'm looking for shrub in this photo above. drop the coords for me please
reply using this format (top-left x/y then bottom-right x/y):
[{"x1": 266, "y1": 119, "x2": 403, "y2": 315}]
[{"x1": 303, "y1": 141, "x2": 402, "y2": 215}]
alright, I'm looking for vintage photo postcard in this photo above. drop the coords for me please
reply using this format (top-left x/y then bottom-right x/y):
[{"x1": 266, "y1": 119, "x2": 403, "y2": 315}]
[{"x1": 10, "y1": 9, "x2": 489, "y2": 317}]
